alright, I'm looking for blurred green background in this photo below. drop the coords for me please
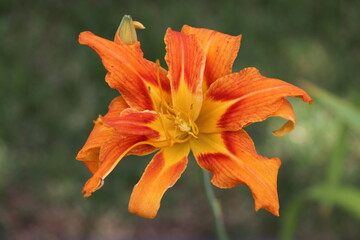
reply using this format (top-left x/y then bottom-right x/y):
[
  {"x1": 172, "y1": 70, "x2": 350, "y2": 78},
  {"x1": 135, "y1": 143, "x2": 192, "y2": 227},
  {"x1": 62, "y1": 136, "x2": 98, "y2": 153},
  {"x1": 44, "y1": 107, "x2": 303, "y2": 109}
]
[{"x1": 1, "y1": 0, "x2": 359, "y2": 239}]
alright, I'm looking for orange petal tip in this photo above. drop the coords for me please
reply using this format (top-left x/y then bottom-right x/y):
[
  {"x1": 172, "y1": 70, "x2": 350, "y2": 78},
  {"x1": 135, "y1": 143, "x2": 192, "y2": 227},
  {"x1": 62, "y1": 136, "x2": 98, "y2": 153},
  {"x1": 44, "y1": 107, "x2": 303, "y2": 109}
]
[
  {"x1": 272, "y1": 120, "x2": 295, "y2": 137},
  {"x1": 254, "y1": 202, "x2": 280, "y2": 216},
  {"x1": 81, "y1": 176, "x2": 104, "y2": 197},
  {"x1": 78, "y1": 31, "x2": 94, "y2": 45}
]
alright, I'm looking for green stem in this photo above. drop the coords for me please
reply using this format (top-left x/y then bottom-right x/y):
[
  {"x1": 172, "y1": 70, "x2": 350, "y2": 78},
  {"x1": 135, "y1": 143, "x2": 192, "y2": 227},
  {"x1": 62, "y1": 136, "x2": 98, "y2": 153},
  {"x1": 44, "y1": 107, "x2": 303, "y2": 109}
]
[{"x1": 202, "y1": 169, "x2": 229, "y2": 240}]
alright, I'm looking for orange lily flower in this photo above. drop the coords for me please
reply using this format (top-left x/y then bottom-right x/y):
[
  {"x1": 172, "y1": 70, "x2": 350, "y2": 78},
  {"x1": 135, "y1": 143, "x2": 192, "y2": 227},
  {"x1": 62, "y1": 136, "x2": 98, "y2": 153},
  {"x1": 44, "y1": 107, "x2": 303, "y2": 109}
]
[{"x1": 76, "y1": 24, "x2": 312, "y2": 219}]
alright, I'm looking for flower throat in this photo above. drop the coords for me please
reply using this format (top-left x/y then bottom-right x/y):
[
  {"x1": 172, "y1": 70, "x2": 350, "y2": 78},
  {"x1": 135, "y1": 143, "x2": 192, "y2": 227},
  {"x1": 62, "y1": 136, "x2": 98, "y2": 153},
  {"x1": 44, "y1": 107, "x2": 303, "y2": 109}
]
[{"x1": 154, "y1": 60, "x2": 199, "y2": 146}]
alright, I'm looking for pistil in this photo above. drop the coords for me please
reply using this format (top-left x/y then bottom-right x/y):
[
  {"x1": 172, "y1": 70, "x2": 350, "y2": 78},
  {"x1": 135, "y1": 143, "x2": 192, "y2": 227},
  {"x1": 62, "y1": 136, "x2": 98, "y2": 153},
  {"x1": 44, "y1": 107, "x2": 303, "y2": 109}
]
[{"x1": 154, "y1": 60, "x2": 198, "y2": 146}]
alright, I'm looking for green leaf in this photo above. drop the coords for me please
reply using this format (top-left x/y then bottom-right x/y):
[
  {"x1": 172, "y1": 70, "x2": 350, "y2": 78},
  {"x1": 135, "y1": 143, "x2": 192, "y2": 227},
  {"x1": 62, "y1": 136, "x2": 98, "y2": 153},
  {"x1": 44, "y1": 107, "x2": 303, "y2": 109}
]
[
  {"x1": 326, "y1": 123, "x2": 348, "y2": 187},
  {"x1": 304, "y1": 82, "x2": 360, "y2": 131},
  {"x1": 278, "y1": 198, "x2": 305, "y2": 240},
  {"x1": 306, "y1": 185, "x2": 360, "y2": 221}
]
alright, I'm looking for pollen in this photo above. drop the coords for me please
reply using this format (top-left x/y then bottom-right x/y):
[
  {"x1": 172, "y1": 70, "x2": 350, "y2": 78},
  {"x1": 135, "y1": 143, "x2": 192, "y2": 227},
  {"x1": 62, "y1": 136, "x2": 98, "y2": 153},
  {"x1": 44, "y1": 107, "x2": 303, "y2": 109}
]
[
  {"x1": 153, "y1": 60, "x2": 198, "y2": 144},
  {"x1": 177, "y1": 118, "x2": 191, "y2": 132},
  {"x1": 173, "y1": 113, "x2": 198, "y2": 139}
]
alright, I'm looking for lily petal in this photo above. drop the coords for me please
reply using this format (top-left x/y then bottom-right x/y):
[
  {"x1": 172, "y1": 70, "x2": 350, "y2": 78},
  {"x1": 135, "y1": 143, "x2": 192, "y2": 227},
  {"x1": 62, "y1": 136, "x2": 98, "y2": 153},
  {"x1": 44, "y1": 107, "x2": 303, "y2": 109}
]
[
  {"x1": 101, "y1": 109, "x2": 164, "y2": 140},
  {"x1": 165, "y1": 28, "x2": 205, "y2": 120},
  {"x1": 196, "y1": 67, "x2": 312, "y2": 133},
  {"x1": 181, "y1": 25, "x2": 241, "y2": 91},
  {"x1": 82, "y1": 134, "x2": 155, "y2": 197},
  {"x1": 76, "y1": 96, "x2": 128, "y2": 173},
  {"x1": 190, "y1": 130, "x2": 281, "y2": 216},
  {"x1": 79, "y1": 31, "x2": 170, "y2": 111},
  {"x1": 271, "y1": 99, "x2": 296, "y2": 137},
  {"x1": 128, "y1": 143, "x2": 190, "y2": 218}
]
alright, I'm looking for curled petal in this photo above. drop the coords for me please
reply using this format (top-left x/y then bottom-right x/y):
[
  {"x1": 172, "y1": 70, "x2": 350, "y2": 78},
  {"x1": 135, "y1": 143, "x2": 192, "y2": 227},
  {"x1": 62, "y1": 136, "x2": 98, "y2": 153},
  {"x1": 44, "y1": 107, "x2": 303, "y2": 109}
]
[
  {"x1": 128, "y1": 143, "x2": 190, "y2": 218},
  {"x1": 271, "y1": 99, "x2": 296, "y2": 137},
  {"x1": 181, "y1": 25, "x2": 241, "y2": 91},
  {"x1": 196, "y1": 67, "x2": 312, "y2": 133},
  {"x1": 190, "y1": 130, "x2": 281, "y2": 216},
  {"x1": 165, "y1": 28, "x2": 205, "y2": 120},
  {"x1": 82, "y1": 134, "x2": 155, "y2": 197},
  {"x1": 79, "y1": 31, "x2": 170, "y2": 111},
  {"x1": 76, "y1": 97, "x2": 129, "y2": 173},
  {"x1": 77, "y1": 124, "x2": 112, "y2": 174}
]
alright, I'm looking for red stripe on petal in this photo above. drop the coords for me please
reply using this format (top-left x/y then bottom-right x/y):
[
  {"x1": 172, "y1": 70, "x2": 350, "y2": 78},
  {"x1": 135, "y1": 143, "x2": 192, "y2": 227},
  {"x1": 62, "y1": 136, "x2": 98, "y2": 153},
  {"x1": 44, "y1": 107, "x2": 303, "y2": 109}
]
[
  {"x1": 190, "y1": 131, "x2": 281, "y2": 216},
  {"x1": 79, "y1": 31, "x2": 170, "y2": 111},
  {"x1": 197, "y1": 67, "x2": 312, "y2": 132},
  {"x1": 101, "y1": 110, "x2": 162, "y2": 139},
  {"x1": 165, "y1": 29, "x2": 205, "y2": 119},
  {"x1": 197, "y1": 152, "x2": 246, "y2": 187},
  {"x1": 82, "y1": 134, "x2": 155, "y2": 197},
  {"x1": 165, "y1": 29, "x2": 205, "y2": 93},
  {"x1": 181, "y1": 25, "x2": 241, "y2": 90},
  {"x1": 76, "y1": 97, "x2": 129, "y2": 173},
  {"x1": 207, "y1": 68, "x2": 312, "y2": 103},
  {"x1": 217, "y1": 99, "x2": 284, "y2": 130}
]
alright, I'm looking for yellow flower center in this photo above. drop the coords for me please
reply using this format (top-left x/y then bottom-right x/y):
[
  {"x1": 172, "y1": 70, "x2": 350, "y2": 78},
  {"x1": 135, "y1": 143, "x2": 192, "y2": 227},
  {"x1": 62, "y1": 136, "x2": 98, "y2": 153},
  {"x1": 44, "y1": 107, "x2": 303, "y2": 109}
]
[
  {"x1": 153, "y1": 60, "x2": 199, "y2": 147},
  {"x1": 171, "y1": 110, "x2": 199, "y2": 140},
  {"x1": 177, "y1": 117, "x2": 191, "y2": 132},
  {"x1": 156, "y1": 102, "x2": 198, "y2": 147}
]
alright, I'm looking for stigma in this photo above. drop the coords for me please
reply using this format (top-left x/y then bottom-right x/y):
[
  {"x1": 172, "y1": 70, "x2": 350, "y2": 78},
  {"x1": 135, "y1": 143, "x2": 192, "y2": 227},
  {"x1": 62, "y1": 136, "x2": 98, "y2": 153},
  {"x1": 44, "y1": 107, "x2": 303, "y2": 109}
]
[{"x1": 174, "y1": 112, "x2": 198, "y2": 139}]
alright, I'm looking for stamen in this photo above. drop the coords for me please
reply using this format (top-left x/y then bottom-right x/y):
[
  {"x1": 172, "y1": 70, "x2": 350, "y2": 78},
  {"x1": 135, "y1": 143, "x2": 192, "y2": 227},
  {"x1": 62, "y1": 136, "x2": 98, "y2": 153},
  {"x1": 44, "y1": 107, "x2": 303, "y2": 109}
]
[
  {"x1": 154, "y1": 59, "x2": 175, "y2": 144},
  {"x1": 155, "y1": 59, "x2": 165, "y2": 112},
  {"x1": 154, "y1": 59, "x2": 199, "y2": 143}
]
